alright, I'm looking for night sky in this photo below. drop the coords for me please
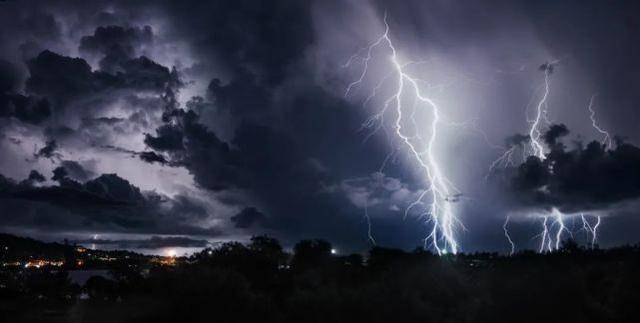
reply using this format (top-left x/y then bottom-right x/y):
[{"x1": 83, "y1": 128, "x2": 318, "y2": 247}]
[{"x1": 1, "y1": 0, "x2": 639, "y2": 255}]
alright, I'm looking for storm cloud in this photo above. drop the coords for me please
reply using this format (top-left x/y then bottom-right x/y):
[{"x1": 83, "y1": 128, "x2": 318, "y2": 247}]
[
  {"x1": 0, "y1": 0, "x2": 639, "y2": 252},
  {"x1": 497, "y1": 125, "x2": 640, "y2": 213}
]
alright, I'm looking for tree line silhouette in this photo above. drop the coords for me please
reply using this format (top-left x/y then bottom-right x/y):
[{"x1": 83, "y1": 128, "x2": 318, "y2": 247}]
[{"x1": 2, "y1": 234, "x2": 640, "y2": 323}]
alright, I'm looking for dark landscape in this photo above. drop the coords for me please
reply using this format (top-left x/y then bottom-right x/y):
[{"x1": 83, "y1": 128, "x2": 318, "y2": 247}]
[{"x1": 2, "y1": 233, "x2": 640, "y2": 323}]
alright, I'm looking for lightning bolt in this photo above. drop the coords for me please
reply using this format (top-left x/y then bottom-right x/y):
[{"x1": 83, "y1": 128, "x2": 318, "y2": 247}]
[
  {"x1": 493, "y1": 61, "x2": 603, "y2": 253},
  {"x1": 587, "y1": 94, "x2": 612, "y2": 149},
  {"x1": 344, "y1": 13, "x2": 462, "y2": 255},
  {"x1": 486, "y1": 65, "x2": 556, "y2": 179},
  {"x1": 552, "y1": 209, "x2": 568, "y2": 250},
  {"x1": 580, "y1": 214, "x2": 601, "y2": 249},
  {"x1": 538, "y1": 216, "x2": 550, "y2": 253},
  {"x1": 531, "y1": 208, "x2": 585, "y2": 253},
  {"x1": 592, "y1": 215, "x2": 601, "y2": 249},
  {"x1": 364, "y1": 200, "x2": 376, "y2": 246},
  {"x1": 528, "y1": 68, "x2": 552, "y2": 160},
  {"x1": 503, "y1": 216, "x2": 515, "y2": 256}
]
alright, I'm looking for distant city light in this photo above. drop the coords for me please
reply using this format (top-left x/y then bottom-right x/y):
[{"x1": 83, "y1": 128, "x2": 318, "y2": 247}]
[{"x1": 331, "y1": 248, "x2": 337, "y2": 255}]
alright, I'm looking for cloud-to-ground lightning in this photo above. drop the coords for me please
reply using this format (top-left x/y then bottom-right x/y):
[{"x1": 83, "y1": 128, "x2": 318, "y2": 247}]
[
  {"x1": 580, "y1": 214, "x2": 601, "y2": 249},
  {"x1": 591, "y1": 216, "x2": 601, "y2": 248},
  {"x1": 489, "y1": 61, "x2": 610, "y2": 254},
  {"x1": 538, "y1": 216, "x2": 550, "y2": 253},
  {"x1": 364, "y1": 200, "x2": 376, "y2": 246},
  {"x1": 534, "y1": 209, "x2": 568, "y2": 253},
  {"x1": 503, "y1": 216, "x2": 515, "y2": 256},
  {"x1": 344, "y1": 13, "x2": 463, "y2": 255}
]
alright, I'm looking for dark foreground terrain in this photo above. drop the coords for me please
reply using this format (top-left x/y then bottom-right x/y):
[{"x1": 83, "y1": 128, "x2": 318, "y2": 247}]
[{"x1": 1, "y1": 234, "x2": 639, "y2": 323}]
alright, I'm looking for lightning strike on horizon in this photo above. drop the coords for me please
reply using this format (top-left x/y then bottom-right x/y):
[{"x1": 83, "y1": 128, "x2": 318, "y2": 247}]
[
  {"x1": 538, "y1": 216, "x2": 550, "y2": 253},
  {"x1": 592, "y1": 216, "x2": 601, "y2": 248},
  {"x1": 503, "y1": 216, "x2": 515, "y2": 256},
  {"x1": 364, "y1": 200, "x2": 377, "y2": 246},
  {"x1": 580, "y1": 214, "x2": 601, "y2": 249},
  {"x1": 344, "y1": 13, "x2": 462, "y2": 255},
  {"x1": 531, "y1": 208, "x2": 587, "y2": 253},
  {"x1": 553, "y1": 209, "x2": 568, "y2": 250}
]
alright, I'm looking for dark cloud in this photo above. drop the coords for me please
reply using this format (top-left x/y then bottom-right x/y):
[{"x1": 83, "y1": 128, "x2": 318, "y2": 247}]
[
  {"x1": 0, "y1": 170, "x2": 219, "y2": 237},
  {"x1": 543, "y1": 123, "x2": 569, "y2": 148},
  {"x1": 144, "y1": 124, "x2": 185, "y2": 151},
  {"x1": 17, "y1": 170, "x2": 46, "y2": 187},
  {"x1": 35, "y1": 140, "x2": 60, "y2": 159},
  {"x1": 231, "y1": 207, "x2": 267, "y2": 229},
  {"x1": 0, "y1": 0, "x2": 352, "y2": 247},
  {"x1": 25, "y1": 50, "x2": 177, "y2": 108},
  {"x1": 499, "y1": 125, "x2": 640, "y2": 212},
  {"x1": 26, "y1": 50, "x2": 98, "y2": 104},
  {"x1": 207, "y1": 70, "x2": 271, "y2": 122},
  {"x1": 0, "y1": 7, "x2": 62, "y2": 61},
  {"x1": 59, "y1": 160, "x2": 94, "y2": 182},
  {"x1": 165, "y1": 0, "x2": 314, "y2": 84},
  {"x1": 0, "y1": 93, "x2": 52, "y2": 125},
  {"x1": 138, "y1": 151, "x2": 168, "y2": 164},
  {"x1": 79, "y1": 25, "x2": 154, "y2": 73},
  {"x1": 144, "y1": 108, "x2": 238, "y2": 190},
  {"x1": 27, "y1": 170, "x2": 45, "y2": 183},
  {"x1": 0, "y1": 60, "x2": 52, "y2": 124},
  {"x1": 84, "y1": 174, "x2": 145, "y2": 204},
  {"x1": 0, "y1": 59, "x2": 21, "y2": 93}
]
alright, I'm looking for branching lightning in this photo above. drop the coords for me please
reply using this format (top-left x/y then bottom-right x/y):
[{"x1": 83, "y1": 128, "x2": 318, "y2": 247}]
[
  {"x1": 344, "y1": 13, "x2": 463, "y2": 255},
  {"x1": 535, "y1": 209, "x2": 569, "y2": 253},
  {"x1": 486, "y1": 63, "x2": 558, "y2": 180},
  {"x1": 592, "y1": 216, "x2": 601, "y2": 248},
  {"x1": 528, "y1": 67, "x2": 552, "y2": 160},
  {"x1": 346, "y1": 17, "x2": 610, "y2": 254},
  {"x1": 489, "y1": 61, "x2": 610, "y2": 254},
  {"x1": 580, "y1": 214, "x2": 601, "y2": 249}
]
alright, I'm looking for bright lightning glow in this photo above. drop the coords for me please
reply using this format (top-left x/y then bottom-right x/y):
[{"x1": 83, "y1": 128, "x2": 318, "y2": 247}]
[
  {"x1": 503, "y1": 216, "x2": 515, "y2": 256},
  {"x1": 587, "y1": 94, "x2": 612, "y2": 148},
  {"x1": 345, "y1": 13, "x2": 462, "y2": 255},
  {"x1": 533, "y1": 208, "x2": 576, "y2": 252},
  {"x1": 528, "y1": 68, "x2": 551, "y2": 160},
  {"x1": 492, "y1": 61, "x2": 610, "y2": 253},
  {"x1": 539, "y1": 216, "x2": 550, "y2": 253},
  {"x1": 553, "y1": 209, "x2": 567, "y2": 250}
]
